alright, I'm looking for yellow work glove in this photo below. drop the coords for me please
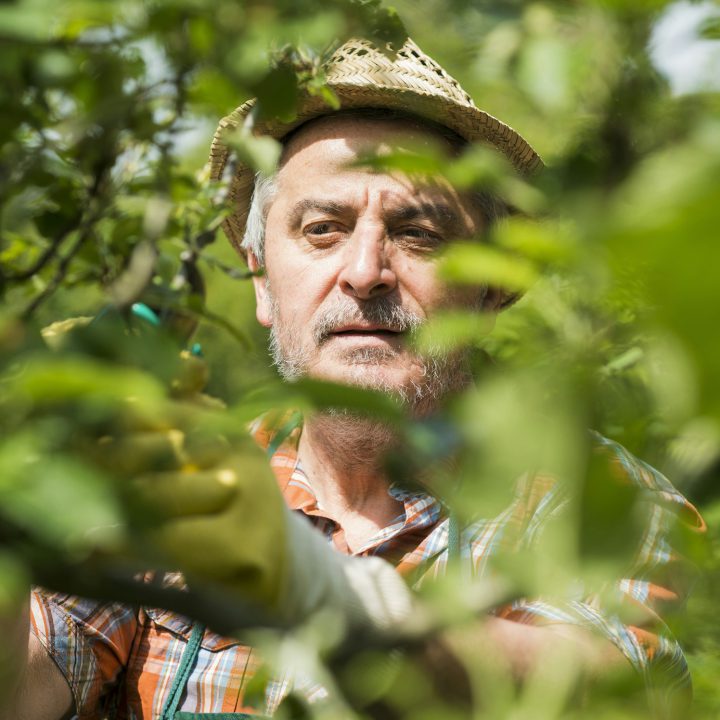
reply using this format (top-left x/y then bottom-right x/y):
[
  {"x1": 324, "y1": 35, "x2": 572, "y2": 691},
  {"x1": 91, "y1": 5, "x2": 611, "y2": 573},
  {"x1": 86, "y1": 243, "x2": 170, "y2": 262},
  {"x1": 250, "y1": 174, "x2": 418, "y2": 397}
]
[
  {"x1": 105, "y1": 420, "x2": 289, "y2": 613},
  {"x1": 61, "y1": 348, "x2": 290, "y2": 617},
  {"x1": 24, "y1": 318, "x2": 290, "y2": 620},
  {"x1": 93, "y1": 390, "x2": 416, "y2": 632}
]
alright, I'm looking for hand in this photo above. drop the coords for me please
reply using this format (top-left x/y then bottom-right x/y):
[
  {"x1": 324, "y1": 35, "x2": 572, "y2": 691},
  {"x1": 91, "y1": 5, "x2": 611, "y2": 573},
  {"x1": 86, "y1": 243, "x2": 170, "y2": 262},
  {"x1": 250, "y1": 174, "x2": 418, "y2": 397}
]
[
  {"x1": 120, "y1": 431, "x2": 290, "y2": 614},
  {"x1": 74, "y1": 354, "x2": 291, "y2": 616},
  {"x1": 4, "y1": 318, "x2": 291, "y2": 622}
]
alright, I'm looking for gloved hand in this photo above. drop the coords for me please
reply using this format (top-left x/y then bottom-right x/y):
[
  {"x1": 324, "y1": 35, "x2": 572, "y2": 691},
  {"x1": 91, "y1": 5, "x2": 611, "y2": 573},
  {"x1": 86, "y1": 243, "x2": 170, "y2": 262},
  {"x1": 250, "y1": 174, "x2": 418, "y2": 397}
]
[
  {"x1": 3, "y1": 316, "x2": 283, "y2": 614},
  {"x1": 97, "y1": 407, "x2": 291, "y2": 614},
  {"x1": 7, "y1": 316, "x2": 417, "y2": 638}
]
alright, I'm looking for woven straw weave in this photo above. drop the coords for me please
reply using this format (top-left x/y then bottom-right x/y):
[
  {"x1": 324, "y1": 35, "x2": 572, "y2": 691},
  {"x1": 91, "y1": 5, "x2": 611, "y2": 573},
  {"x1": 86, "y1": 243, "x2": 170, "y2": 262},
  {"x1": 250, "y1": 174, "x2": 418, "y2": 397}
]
[{"x1": 209, "y1": 37, "x2": 542, "y2": 253}]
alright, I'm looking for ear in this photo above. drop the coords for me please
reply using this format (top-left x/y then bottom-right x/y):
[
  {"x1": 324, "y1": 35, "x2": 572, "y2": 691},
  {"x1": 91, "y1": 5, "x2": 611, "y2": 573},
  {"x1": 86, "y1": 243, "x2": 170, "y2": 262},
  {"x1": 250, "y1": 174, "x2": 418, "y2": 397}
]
[
  {"x1": 247, "y1": 252, "x2": 272, "y2": 328},
  {"x1": 473, "y1": 287, "x2": 519, "y2": 335},
  {"x1": 483, "y1": 286, "x2": 520, "y2": 313}
]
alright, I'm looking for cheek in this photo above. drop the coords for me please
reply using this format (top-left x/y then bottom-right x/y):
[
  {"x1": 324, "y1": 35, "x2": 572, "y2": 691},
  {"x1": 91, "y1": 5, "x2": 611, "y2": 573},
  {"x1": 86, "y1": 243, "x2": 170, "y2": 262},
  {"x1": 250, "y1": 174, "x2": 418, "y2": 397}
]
[
  {"x1": 268, "y1": 236, "x2": 340, "y2": 293},
  {"x1": 397, "y1": 259, "x2": 447, "y2": 311},
  {"x1": 265, "y1": 258, "x2": 337, "y2": 331}
]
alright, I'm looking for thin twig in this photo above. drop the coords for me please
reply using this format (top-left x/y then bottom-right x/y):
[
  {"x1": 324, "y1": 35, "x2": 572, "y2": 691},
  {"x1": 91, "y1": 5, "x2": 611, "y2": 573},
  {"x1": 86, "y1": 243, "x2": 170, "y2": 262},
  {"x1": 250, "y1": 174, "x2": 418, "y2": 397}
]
[
  {"x1": 2, "y1": 226, "x2": 75, "y2": 282},
  {"x1": 0, "y1": 33, "x2": 123, "y2": 50},
  {"x1": 20, "y1": 229, "x2": 92, "y2": 319}
]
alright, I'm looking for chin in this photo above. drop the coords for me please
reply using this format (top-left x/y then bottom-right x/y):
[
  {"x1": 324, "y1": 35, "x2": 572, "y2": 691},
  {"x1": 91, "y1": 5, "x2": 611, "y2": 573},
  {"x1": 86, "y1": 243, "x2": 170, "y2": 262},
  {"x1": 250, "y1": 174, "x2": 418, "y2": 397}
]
[
  {"x1": 286, "y1": 347, "x2": 465, "y2": 416},
  {"x1": 316, "y1": 363, "x2": 403, "y2": 389},
  {"x1": 322, "y1": 347, "x2": 416, "y2": 381}
]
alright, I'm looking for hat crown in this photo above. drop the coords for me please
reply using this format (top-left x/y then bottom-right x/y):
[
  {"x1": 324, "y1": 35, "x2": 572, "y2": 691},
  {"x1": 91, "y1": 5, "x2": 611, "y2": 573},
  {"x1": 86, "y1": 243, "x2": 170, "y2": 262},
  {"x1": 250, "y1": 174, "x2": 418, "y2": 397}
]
[{"x1": 326, "y1": 38, "x2": 475, "y2": 108}]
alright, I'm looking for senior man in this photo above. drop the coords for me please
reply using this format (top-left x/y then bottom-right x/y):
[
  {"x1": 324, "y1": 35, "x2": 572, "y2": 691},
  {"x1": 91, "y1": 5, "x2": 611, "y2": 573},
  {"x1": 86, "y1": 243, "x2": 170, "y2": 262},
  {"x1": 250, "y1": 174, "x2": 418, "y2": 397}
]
[{"x1": 6, "y1": 38, "x2": 702, "y2": 719}]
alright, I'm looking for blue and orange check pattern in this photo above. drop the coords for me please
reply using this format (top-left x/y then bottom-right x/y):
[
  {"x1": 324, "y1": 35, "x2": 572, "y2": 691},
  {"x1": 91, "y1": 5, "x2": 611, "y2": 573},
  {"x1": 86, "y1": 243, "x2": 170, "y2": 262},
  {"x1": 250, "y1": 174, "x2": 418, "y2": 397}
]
[{"x1": 31, "y1": 418, "x2": 705, "y2": 718}]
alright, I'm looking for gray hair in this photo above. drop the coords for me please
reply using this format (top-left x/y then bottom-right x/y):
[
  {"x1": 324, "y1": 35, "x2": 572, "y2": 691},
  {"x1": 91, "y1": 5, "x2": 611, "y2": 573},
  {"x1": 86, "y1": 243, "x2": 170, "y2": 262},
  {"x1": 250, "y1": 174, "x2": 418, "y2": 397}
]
[{"x1": 242, "y1": 171, "x2": 277, "y2": 265}]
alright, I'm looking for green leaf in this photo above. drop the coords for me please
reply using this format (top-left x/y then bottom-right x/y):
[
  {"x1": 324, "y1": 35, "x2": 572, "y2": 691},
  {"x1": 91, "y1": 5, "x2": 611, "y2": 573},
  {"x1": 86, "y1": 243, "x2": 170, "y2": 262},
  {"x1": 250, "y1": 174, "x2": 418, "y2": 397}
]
[
  {"x1": 493, "y1": 218, "x2": 577, "y2": 266},
  {"x1": 0, "y1": 433, "x2": 125, "y2": 553},
  {"x1": 251, "y1": 65, "x2": 299, "y2": 123},
  {"x1": 699, "y1": 15, "x2": 720, "y2": 40},
  {"x1": 440, "y1": 243, "x2": 538, "y2": 291},
  {"x1": 413, "y1": 309, "x2": 495, "y2": 354},
  {"x1": 223, "y1": 130, "x2": 282, "y2": 176},
  {"x1": 8, "y1": 355, "x2": 166, "y2": 407},
  {"x1": 240, "y1": 378, "x2": 404, "y2": 425}
]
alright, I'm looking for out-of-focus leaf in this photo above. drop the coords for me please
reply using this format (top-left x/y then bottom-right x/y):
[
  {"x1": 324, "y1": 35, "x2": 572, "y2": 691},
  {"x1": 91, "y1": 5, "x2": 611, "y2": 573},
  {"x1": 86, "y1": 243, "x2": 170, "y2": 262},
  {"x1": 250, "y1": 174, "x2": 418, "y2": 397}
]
[
  {"x1": 0, "y1": 553, "x2": 29, "y2": 615},
  {"x1": 8, "y1": 355, "x2": 165, "y2": 408},
  {"x1": 223, "y1": 130, "x2": 282, "y2": 176},
  {"x1": 607, "y1": 131, "x2": 720, "y2": 420},
  {"x1": 251, "y1": 64, "x2": 299, "y2": 123},
  {"x1": 1, "y1": 187, "x2": 58, "y2": 235},
  {"x1": 0, "y1": 433, "x2": 125, "y2": 553},
  {"x1": 0, "y1": 2, "x2": 57, "y2": 41},
  {"x1": 188, "y1": 68, "x2": 248, "y2": 117},
  {"x1": 414, "y1": 309, "x2": 495, "y2": 354},
  {"x1": 518, "y1": 35, "x2": 571, "y2": 112},
  {"x1": 440, "y1": 242, "x2": 539, "y2": 291},
  {"x1": 239, "y1": 378, "x2": 404, "y2": 426},
  {"x1": 494, "y1": 217, "x2": 577, "y2": 266},
  {"x1": 107, "y1": 241, "x2": 157, "y2": 307},
  {"x1": 699, "y1": 14, "x2": 720, "y2": 39},
  {"x1": 142, "y1": 196, "x2": 173, "y2": 240}
]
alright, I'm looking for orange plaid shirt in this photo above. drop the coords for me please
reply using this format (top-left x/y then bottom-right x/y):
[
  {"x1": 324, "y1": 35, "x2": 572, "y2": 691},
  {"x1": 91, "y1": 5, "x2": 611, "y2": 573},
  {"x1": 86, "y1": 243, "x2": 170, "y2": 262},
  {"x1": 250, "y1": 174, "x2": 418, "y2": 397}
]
[{"x1": 31, "y1": 419, "x2": 705, "y2": 718}]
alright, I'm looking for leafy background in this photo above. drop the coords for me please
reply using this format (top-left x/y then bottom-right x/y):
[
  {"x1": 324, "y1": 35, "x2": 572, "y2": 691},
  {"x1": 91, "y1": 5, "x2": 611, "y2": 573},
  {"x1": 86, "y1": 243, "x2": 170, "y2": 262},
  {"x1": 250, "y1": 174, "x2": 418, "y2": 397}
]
[{"x1": 1, "y1": 0, "x2": 719, "y2": 716}]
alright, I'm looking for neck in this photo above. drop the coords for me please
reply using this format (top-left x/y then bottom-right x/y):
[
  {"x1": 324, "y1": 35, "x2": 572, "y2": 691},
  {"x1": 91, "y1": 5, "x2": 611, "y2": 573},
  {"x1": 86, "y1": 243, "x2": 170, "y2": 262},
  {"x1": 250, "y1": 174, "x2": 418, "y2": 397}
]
[{"x1": 297, "y1": 411, "x2": 403, "y2": 551}]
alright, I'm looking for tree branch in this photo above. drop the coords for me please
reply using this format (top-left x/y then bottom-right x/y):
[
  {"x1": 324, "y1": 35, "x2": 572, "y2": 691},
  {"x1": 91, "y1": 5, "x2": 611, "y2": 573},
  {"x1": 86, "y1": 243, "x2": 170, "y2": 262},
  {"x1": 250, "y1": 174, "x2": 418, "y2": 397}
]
[
  {"x1": 2, "y1": 227, "x2": 75, "y2": 283},
  {"x1": 20, "y1": 230, "x2": 92, "y2": 319}
]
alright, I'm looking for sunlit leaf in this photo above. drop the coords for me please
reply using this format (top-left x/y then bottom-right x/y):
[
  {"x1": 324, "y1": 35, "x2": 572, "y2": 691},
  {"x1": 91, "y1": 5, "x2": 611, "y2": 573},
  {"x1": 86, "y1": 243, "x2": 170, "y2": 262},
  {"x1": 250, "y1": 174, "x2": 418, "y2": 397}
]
[
  {"x1": 440, "y1": 243, "x2": 539, "y2": 291},
  {"x1": 223, "y1": 129, "x2": 282, "y2": 176}
]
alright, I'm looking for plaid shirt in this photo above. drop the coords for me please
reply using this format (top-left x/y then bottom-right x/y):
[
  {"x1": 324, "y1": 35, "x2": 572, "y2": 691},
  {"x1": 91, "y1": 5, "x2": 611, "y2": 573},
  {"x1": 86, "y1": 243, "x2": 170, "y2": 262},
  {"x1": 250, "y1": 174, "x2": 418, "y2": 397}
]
[{"x1": 31, "y1": 418, "x2": 705, "y2": 719}]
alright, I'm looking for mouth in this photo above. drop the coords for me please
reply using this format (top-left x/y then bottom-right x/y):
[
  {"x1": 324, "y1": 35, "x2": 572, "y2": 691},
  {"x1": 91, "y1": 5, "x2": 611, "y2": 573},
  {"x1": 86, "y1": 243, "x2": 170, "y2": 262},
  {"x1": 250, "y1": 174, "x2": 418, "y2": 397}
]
[
  {"x1": 330, "y1": 325, "x2": 403, "y2": 337},
  {"x1": 325, "y1": 326, "x2": 405, "y2": 344}
]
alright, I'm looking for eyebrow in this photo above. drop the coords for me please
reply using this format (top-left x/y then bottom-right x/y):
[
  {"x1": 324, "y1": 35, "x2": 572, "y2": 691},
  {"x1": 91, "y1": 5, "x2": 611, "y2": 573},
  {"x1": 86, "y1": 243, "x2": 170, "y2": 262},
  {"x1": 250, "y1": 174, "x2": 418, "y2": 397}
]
[
  {"x1": 288, "y1": 198, "x2": 464, "y2": 233},
  {"x1": 385, "y1": 202, "x2": 462, "y2": 230},
  {"x1": 287, "y1": 199, "x2": 350, "y2": 229}
]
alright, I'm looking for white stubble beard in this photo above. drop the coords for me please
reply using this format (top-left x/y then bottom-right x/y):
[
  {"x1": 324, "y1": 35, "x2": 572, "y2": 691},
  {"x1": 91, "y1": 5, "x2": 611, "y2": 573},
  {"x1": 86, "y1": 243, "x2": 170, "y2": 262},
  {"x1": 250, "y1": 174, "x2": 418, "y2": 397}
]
[{"x1": 267, "y1": 290, "x2": 473, "y2": 418}]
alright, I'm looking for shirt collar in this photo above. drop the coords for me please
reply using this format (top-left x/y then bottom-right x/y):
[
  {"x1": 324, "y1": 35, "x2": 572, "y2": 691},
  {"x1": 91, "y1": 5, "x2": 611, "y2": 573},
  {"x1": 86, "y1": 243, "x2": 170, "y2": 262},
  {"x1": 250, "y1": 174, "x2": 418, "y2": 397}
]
[{"x1": 249, "y1": 410, "x2": 444, "y2": 540}]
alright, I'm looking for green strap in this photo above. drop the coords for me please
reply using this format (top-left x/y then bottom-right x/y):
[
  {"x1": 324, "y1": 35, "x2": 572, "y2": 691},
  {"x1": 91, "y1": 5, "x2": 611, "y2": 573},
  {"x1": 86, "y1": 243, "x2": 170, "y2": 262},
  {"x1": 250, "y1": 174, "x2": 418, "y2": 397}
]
[
  {"x1": 265, "y1": 411, "x2": 303, "y2": 459},
  {"x1": 174, "y1": 714, "x2": 256, "y2": 719},
  {"x1": 448, "y1": 512, "x2": 461, "y2": 566},
  {"x1": 161, "y1": 623, "x2": 206, "y2": 720}
]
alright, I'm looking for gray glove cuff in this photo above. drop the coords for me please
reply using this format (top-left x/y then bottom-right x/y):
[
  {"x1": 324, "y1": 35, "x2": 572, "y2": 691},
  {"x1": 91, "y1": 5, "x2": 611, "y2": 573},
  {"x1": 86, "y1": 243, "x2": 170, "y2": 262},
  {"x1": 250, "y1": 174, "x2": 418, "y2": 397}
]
[{"x1": 280, "y1": 507, "x2": 414, "y2": 634}]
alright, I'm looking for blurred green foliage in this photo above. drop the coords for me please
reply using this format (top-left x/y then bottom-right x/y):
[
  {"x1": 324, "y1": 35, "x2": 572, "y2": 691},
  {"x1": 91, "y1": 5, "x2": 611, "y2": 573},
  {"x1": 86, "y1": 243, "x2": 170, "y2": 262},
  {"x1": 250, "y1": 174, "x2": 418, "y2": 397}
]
[{"x1": 1, "y1": 0, "x2": 720, "y2": 716}]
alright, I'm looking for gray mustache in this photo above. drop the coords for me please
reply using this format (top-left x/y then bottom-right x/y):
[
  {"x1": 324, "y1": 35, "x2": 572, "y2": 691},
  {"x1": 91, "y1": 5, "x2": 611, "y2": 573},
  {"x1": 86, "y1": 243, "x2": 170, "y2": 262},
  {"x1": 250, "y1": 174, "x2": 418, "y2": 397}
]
[{"x1": 314, "y1": 299, "x2": 423, "y2": 345}]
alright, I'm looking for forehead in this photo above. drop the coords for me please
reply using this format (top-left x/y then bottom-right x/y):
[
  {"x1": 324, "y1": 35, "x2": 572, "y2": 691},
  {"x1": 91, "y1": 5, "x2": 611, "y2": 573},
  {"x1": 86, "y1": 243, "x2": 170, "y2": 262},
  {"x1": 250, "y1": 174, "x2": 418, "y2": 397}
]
[{"x1": 275, "y1": 115, "x2": 461, "y2": 196}]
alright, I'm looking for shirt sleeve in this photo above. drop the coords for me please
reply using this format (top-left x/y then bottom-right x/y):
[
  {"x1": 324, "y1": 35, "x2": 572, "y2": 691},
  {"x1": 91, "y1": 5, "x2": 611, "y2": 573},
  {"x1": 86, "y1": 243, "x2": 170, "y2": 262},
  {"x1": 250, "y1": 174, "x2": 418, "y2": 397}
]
[
  {"x1": 496, "y1": 433, "x2": 706, "y2": 708},
  {"x1": 496, "y1": 434, "x2": 706, "y2": 714},
  {"x1": 30, "y1": 588, "x2": 139, "y2": 720}
]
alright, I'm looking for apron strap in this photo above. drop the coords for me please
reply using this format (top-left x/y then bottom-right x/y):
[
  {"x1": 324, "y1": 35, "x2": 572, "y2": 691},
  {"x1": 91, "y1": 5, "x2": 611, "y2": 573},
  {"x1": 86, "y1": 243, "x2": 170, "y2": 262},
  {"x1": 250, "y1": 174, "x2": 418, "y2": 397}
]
[
  {"x1": 161, "y1": 623, "x2": 206, "y2": 720},
  {"x1": 448, "y1": 512, "x2": 461, "y2": 566},
  {"x1": 265, "y1": 410, "x2": 303, "y2": 458}
]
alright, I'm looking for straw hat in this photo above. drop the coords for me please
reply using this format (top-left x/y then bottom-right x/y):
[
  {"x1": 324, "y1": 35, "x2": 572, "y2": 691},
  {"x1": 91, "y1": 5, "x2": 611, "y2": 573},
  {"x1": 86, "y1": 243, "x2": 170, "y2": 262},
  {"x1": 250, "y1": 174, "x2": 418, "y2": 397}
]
[{"x1": 209, "y1": 37, "x2": 543, "y2": 254}]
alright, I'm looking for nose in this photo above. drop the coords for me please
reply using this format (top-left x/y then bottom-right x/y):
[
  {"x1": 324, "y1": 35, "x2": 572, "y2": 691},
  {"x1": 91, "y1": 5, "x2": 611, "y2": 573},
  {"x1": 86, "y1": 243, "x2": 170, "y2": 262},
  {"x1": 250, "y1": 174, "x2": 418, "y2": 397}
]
[{"x1": 337, "y1": 222, "x2": 397, "y2": 300}]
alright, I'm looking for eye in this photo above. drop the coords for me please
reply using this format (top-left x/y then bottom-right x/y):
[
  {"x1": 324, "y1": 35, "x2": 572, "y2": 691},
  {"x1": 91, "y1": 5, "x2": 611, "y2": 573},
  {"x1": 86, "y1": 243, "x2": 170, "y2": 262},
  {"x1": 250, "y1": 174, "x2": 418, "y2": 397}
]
[
  {"x1": 306, "y1": 222, "x2": 339, "y2": 235},
  {"x1": 395, "y1": 226, "x2": 443, "y2": 249},
  {"x1": 302, "y1": 221, "x2": 347, "y2": 248}
]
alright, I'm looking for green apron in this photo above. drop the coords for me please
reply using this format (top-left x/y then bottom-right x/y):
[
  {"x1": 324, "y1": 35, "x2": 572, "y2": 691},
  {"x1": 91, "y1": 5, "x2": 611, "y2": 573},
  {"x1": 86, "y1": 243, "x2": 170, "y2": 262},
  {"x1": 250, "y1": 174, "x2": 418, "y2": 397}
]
[{"x1": 160, "y1": 624, "x2": 267, "y2": 720}]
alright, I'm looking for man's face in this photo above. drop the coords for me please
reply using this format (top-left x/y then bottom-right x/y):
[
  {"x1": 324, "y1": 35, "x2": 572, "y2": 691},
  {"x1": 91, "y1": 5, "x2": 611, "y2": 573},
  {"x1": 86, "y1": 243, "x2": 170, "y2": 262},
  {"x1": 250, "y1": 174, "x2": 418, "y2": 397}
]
[{"x1": 250, "y1": 116, "x2": 499, "y2": 412}]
